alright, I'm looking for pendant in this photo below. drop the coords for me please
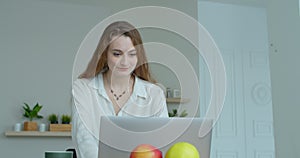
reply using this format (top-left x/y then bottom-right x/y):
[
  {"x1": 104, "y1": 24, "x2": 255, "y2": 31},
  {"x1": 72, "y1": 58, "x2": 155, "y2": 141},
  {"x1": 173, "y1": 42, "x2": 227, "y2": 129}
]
[{"x1": 111, "y1": 90, "x2": 126, "y2": 100}]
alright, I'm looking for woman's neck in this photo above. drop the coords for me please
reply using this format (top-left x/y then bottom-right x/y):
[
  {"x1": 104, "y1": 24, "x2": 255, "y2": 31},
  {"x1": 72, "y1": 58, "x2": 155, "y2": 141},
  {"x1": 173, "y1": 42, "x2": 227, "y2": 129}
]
[{"x1": 104, "y1": 72, "x2": 133, "y2": 92}]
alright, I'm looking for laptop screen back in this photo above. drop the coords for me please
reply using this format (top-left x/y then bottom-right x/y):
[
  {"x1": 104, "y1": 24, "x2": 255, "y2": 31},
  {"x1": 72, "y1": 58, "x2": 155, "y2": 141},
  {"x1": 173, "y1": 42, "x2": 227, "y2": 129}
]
[{"x1": 98, "y1": 116, "x2": 212, "y2": 158}]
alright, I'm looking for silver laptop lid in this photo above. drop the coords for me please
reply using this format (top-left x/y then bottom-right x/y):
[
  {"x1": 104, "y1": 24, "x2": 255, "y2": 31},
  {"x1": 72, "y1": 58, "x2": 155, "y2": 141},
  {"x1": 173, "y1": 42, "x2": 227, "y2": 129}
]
[{"x1": 98, "y1": 116, "x2": 213, "y2": 158}]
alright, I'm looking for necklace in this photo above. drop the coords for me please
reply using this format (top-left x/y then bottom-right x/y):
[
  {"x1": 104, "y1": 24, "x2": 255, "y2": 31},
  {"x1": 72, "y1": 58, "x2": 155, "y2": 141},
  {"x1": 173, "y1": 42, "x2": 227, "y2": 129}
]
[
  {"x1": 105, "y1": 73, "x2": 132, "y2": 101},
  {"x1": 110, "y1": 89, "x2": 126, "y2": 100}
]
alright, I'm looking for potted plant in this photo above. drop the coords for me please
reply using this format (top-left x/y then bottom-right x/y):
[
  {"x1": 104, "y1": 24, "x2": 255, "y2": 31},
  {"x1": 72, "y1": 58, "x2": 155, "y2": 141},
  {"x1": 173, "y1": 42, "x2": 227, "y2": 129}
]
[
  {"x1": 23, "y1": 102, "x2": 43, "y2": 131},
  {"x1": 168, "y1": 109, "x2": 188, "y2": 117},
  {"x1": 49, "y1": 114, "x2": 72, "y2": 132},
  {"x1": 48, "y1": 113, "x2": 58, "y2": 124},
  {"x1": 61, "y1": 114, "x2": 71, "y2": 124}
]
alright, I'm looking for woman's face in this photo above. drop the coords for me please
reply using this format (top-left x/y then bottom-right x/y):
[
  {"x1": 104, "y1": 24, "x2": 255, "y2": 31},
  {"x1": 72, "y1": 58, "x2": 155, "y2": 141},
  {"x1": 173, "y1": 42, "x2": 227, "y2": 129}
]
[{"x1": 107, "y1": 35, "x2": 138, "y2": 77}]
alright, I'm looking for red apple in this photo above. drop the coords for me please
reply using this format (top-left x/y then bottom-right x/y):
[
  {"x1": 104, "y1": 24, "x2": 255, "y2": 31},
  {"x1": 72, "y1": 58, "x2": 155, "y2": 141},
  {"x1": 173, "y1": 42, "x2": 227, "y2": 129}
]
[{"x1": 130, "y1": 144, "x2": 162, "y2": 158}]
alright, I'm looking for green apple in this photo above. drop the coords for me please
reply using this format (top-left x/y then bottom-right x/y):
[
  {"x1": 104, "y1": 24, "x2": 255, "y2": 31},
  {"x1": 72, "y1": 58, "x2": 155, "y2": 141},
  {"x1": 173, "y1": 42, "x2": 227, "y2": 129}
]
[{"x1": 165, "y1": 142, "x2": 200, "y2": 158}]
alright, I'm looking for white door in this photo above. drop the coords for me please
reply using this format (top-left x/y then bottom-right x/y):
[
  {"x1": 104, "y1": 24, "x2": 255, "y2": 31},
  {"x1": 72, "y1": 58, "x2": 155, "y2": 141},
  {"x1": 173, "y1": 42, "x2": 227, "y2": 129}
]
[{"x1": 199, "y1": 2, "x2": 275, "y2": 158}]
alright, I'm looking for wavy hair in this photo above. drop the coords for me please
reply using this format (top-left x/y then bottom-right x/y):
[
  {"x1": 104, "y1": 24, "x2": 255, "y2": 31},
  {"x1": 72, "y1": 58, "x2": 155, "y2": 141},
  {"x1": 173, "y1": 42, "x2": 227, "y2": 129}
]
[{"x1": 79, "y1": 21, "x2": 156, "y2": 83}]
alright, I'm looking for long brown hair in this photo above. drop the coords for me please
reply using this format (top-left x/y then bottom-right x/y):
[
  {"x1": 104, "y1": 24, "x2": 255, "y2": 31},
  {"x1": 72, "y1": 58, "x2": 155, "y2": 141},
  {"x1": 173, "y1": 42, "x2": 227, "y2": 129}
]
[{"x1": 79, "y1": 21, "x2": 156, "y2": 83}]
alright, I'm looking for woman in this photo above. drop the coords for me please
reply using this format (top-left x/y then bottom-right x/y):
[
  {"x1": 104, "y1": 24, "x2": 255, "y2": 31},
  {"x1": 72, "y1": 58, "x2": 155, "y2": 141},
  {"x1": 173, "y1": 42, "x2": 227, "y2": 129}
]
[{"x1": 72, "y1": 21, "x2": 169, "y2": 158}]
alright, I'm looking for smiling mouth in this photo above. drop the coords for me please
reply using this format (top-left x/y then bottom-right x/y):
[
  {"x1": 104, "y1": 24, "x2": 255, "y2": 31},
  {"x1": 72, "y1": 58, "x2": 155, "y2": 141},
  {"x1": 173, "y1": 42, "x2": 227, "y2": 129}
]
[{"x1": 118, "y1": 67, "x2": 129, "y2": 71}]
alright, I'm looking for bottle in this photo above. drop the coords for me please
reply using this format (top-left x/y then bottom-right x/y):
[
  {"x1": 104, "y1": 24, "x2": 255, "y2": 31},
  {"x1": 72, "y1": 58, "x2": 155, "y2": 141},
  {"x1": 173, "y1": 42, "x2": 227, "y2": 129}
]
[
  {"x1": 166, "y1": 88, "x2": 172, "y2": 98},
  {"x1": 173, "y1": 89, "x2": 180, "y2": 98}
]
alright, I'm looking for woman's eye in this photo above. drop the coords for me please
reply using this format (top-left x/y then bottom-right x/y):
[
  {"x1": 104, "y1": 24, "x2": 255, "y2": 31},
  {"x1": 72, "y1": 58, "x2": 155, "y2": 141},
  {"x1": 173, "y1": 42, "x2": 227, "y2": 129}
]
[
  {"x1": 128, "y1": 50, "x2": 137, "y2": 56},
  {"x1": 129, "y1": 53, "x2": 137, "y2": 56},
  {"x1": 113, "y1": 52, "x2": 121, "y2": 56}
]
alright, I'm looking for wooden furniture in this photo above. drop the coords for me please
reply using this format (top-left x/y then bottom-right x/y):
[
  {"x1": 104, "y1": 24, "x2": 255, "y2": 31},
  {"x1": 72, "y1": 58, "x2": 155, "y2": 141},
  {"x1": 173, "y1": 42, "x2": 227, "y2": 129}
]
[
  {"x1": 5, "y1": 131, "x2": 71, "y2": 137},
  {"x1": 166, "y1": 98, "x2": 190, "y2": 104}
]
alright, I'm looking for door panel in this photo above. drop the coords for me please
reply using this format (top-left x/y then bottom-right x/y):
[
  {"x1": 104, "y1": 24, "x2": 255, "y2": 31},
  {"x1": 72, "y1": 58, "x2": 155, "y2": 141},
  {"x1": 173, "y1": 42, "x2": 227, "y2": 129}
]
[{"x1": 198, "y1": 2, "x2": 275, "y2": 158}]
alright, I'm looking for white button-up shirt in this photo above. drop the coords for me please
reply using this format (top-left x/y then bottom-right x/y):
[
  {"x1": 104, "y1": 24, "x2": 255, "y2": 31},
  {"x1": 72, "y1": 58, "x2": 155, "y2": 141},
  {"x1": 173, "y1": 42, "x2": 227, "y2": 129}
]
[{"x1": 72, "y1": 73, "x2": 168, "y2": 158}]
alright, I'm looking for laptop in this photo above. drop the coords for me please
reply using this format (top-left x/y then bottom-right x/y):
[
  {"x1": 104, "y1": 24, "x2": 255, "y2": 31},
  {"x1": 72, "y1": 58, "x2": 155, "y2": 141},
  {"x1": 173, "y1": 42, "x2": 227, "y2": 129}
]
[{"x1": 98, "y1": 116, "x2": 213, "y2": 158}]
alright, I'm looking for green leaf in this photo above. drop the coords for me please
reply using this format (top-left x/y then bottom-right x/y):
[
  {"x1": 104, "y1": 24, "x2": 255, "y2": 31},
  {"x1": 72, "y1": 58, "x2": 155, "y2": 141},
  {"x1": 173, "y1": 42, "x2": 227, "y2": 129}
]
[
  {"x1": 168, "y1": 109, "x2": 179, "y2": 117},
  {"x1": 22, "y1": 102, "x2": 43, "y2": 121},
  {"x1": 23, "y1": 106, "x2": 29, "y2": 113},
  {"x1": 33, "y1": 103, "x2": 42, "y2": 111},
  {"x1": 179, "y1": 110, "x2": 188, "y2": 117},
  {"x1": 168, "y1": 113, "x2": 174, "y2": 117},
  {"x1": 172, "y1": 109, "x2": 177, "y2": 114},
  {"x1": 23, "y1": 103, "x2": 31, "y2": 112}
]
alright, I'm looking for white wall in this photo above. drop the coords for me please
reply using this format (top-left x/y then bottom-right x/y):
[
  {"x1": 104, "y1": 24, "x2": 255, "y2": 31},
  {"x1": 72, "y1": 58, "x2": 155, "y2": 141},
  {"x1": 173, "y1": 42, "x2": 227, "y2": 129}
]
[
  {"x1": 0, "y1": 1, "x2": 106, "y2": 157},
  {"x1": 0, "y1": 0, "x2": 198, "y2": 157},
  {"x1": 267, "y1": 0, "x2": 300, "y2": 157}
]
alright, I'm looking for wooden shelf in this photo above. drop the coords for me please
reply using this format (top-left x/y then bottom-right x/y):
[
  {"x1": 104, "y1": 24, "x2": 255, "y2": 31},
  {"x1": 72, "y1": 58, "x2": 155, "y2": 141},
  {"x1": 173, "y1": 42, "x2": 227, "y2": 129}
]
[
  {"x1": 5, "y1": 131, "x2": 71, "y2": 137},
  {"x1": 166, "y1": 98, "x2": 190, "y2": 103}
]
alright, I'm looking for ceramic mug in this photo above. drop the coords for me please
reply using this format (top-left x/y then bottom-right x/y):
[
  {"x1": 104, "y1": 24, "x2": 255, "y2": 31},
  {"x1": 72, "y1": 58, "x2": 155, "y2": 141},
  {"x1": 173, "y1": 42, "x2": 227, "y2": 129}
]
[
  {"x1": 45, "y1": 151, "x2": 73, "y2": 158},
  {"x1": 39, "y1": 123, "x2": 46, "y2": 132},
  {"x1": 14, "y1": 123, "x2": 22, "y2": 132}
]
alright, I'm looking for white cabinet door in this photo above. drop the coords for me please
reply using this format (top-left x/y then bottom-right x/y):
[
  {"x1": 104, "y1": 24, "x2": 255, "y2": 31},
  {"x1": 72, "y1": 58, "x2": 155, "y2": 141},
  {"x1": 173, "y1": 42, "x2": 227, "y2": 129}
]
[{"x1": 198, "y1": 2, "x2": 275, "y2": 158}]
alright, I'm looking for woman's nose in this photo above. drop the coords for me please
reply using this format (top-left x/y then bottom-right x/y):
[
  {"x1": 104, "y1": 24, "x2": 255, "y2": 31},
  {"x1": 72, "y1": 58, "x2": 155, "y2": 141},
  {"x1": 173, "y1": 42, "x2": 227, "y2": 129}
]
[{"x1": 119, "y1": 55, "x2": 128, "y2": 65}]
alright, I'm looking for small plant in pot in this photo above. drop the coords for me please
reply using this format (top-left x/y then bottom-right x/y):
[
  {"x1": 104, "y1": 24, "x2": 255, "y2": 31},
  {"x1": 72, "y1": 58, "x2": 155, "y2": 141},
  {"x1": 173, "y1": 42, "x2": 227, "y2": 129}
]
[
  {"x1": 48, "y1": 113, "x2": 58, "y2": 124},
  {"x1": 168, "y1": 109, "x2": 188, "y2": 117},
  {"x1": 61, "y1": 114, "x2": 71, "y2": 124},
  {"x1": 23, "y1": 102, "x2": 43, "y2": 131},
  {"x1": 49, "y1": 114, "x2": 72, "y2": 132}
]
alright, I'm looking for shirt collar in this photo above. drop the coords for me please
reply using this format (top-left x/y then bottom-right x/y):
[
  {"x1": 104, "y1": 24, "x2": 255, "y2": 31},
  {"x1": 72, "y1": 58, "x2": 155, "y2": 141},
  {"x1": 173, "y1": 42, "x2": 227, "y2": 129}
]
[
  {"x1": 88, "y1": 73, "x2": 148, "y2": 100},
  {"x1": 132, "y1": 76, "x2": 147, "y2": 99},
  {"x1": 87, "y1": 73, "x2": 109, "y2": 100}
]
